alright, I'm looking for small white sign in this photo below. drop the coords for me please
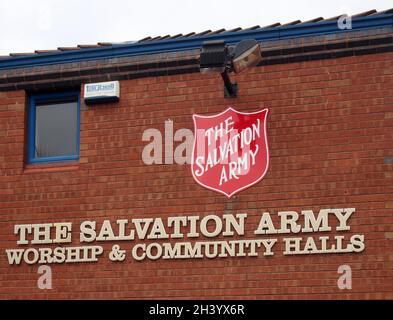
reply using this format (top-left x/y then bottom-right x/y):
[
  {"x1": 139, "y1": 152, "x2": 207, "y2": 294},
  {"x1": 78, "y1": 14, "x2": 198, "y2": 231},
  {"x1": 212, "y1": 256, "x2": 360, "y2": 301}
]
[{"x1": 84, "y1": 81, "x2": 120, "y2": 104}]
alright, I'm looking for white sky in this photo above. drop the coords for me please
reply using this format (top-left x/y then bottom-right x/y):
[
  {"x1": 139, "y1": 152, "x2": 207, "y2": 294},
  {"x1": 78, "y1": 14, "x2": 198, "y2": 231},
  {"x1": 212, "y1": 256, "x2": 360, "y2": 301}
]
[{"x1": 0, "y1": 0, "x2": 391, "y2": 55}]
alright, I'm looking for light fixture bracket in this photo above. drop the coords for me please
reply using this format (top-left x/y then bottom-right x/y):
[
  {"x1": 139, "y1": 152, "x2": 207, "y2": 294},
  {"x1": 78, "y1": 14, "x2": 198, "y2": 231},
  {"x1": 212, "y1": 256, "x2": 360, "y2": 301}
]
[
  {"x1": 221, "y1": 71, "x2": 237, "y2": 98},
  {"x1": 200, "y1": 39, "x2": 261, "y2": 98}
]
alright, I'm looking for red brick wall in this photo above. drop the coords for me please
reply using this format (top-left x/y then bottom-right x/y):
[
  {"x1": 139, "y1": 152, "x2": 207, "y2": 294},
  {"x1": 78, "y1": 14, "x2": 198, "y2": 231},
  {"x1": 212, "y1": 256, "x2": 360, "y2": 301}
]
[{"x1": 0, "y1": 52, "x2": 392, "y2": 299}]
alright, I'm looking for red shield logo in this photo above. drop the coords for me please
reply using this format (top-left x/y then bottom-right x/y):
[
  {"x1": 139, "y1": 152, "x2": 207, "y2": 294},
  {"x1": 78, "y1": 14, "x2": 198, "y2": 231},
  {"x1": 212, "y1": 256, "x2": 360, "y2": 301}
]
[{"x1": 191, "y1": 107, "x2": 269, "y2": 198}]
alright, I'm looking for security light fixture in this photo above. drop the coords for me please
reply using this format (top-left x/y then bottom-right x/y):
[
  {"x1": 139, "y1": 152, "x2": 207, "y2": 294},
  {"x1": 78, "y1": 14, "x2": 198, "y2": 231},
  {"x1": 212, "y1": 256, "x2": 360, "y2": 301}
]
[
  {"x1": 200, "y1": 40, "x2": 229, "y2": 74},
  {"x1": 200, "y1": 40, "x2": 237, "y2": 98},
  {"x1": 200, "y1": 39, "x2": 262, "y2": 98},
  {"x1": 232, "y1": 39, "x2": 262, "y2": 74}
]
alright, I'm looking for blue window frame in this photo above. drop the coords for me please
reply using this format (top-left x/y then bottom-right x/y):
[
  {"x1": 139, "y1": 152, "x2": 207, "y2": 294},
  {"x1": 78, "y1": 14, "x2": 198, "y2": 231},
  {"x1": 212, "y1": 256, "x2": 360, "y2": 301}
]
[{"x1": 27, "y1": 91, "x2": 80, "y2": 164}]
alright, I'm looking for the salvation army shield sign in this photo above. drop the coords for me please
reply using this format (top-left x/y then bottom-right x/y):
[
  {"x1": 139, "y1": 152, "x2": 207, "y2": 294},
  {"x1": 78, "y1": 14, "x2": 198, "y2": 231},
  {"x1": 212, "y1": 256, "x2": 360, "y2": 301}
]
[{"x1": 191, "y1": 107, "x2": 269, "y2": 198}]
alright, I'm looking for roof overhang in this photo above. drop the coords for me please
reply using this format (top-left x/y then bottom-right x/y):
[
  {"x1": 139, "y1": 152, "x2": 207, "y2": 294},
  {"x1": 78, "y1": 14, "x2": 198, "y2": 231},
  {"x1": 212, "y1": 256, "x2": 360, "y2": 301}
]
[{"x1": 0, "y1": 12, "x2": 392, "y2": 71}]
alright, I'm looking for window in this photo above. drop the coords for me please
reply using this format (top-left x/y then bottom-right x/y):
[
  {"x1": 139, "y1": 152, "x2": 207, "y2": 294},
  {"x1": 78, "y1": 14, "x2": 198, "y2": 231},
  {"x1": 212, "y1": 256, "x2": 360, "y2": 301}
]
[{"x1": 27, "y1": 91, "x2": 80, "y2": 164}]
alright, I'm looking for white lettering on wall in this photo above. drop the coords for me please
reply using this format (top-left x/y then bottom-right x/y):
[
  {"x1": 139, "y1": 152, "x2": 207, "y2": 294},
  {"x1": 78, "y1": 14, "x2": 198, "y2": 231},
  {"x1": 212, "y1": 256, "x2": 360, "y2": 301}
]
[{"x1": 6, "y1": 208, "x2": 364, "y2": 265}]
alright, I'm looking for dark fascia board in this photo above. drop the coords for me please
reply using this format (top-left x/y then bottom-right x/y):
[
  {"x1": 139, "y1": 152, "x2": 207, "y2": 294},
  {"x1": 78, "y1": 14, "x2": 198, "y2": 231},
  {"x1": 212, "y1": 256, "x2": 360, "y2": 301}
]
[{"x1": 0, "y1": 13, "x2": 392, "y2": 70}]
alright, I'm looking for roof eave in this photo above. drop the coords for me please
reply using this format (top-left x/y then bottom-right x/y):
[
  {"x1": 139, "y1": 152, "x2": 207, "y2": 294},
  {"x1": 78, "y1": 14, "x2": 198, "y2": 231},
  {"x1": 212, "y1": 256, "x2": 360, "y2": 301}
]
[{"x1": 0, "y1": 12, "x2": 392, "y2": 70}]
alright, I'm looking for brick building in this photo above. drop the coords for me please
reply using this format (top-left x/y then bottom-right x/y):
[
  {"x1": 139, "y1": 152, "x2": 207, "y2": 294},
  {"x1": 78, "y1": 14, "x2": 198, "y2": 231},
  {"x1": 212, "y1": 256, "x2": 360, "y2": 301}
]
[{"x1": 0, "y1": 9, "x2": 392, "y2": 299}]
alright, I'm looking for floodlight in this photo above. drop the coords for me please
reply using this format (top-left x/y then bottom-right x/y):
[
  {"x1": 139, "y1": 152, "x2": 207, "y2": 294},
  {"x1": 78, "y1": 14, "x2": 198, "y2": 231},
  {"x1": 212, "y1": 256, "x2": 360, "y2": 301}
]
[
  {"x1": 232, "y1": 39, "x2": 262, "y2": 74},
  {"x1": 199, "y1": 39, "x2": 262, "y2": 98}
]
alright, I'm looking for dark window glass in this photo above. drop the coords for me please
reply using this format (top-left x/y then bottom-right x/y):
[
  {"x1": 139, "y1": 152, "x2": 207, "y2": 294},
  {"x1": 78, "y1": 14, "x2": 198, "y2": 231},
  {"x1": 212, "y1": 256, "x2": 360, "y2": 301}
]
[
  {"x1": 27, "y1": 92, "x2": 80, "y2": 164},
  {"x1": 34, "y1": 101, "x2": 78, "y2": 158}
]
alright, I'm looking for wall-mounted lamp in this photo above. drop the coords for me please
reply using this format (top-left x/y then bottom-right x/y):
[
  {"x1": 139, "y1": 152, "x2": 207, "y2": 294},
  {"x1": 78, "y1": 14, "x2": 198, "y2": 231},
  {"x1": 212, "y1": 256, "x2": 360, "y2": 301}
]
[{"x1": 200, "y1": 39, "x2": 262, "y2": 98}]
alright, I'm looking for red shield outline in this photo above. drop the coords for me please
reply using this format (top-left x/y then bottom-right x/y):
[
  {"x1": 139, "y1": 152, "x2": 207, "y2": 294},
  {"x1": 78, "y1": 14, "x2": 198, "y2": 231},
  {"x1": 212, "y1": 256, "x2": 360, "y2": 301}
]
[{"x1": 191, "y1": 107, "x2": 269, "y2": 198}]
